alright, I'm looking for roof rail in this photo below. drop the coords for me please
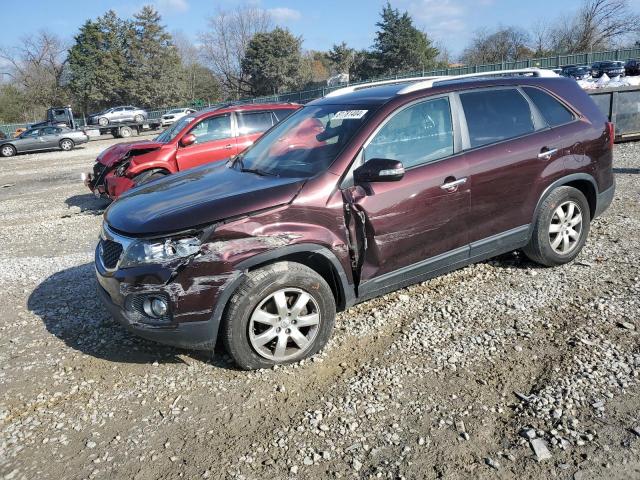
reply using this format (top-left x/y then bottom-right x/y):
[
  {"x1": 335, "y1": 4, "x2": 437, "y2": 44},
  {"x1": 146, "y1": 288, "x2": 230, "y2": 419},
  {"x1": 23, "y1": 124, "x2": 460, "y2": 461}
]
[
  {"x1": 397, "y1": 68, "x2": 558, "y2": 94},
  {"x1": 324, "y1": 76, "x2": 441, "y2": 98},
  {"x1": 323, "y1": 68, "x2": 558, "y2": 99}
]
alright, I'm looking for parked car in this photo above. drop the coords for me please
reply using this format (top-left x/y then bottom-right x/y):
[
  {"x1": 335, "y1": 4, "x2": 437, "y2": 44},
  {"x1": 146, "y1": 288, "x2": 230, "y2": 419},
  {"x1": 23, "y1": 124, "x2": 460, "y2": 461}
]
[
  {"x1": 591, "y1": 61, "x2": 625, "y2": 78},
  {"x1": 161, "y1": 108, "x2": 197, "y2": 127},
  {"x1": 88, "y1": 106, "x2": 148, "y2": 126},
  {"x1": 95, "y1": 71, "x2": 614, "y2": 369},
  {"x1": 0, "y1": 126, "x2": 89, "y2": 157},
  {"x1": 85, "y1": 102, "x2": 301, "y2": 199},
  {"x1": 562, "y1": 66, "x2": 591, "y2": 80},
  {"x1": 624, "y1": 58, "x2": 640, "y2": 76}
]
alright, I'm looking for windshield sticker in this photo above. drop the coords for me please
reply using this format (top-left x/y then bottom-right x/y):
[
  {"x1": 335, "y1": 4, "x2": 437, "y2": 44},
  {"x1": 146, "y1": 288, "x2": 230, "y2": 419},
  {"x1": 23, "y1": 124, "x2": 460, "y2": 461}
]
[{"x1": 332, "y1": 110, "x2": 368, "y2": 120}]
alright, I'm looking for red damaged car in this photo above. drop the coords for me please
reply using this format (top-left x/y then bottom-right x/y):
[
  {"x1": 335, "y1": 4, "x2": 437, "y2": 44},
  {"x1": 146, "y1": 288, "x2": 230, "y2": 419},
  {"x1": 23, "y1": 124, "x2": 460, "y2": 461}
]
[{"x1": 85, "y1": 103, "x2": 301, "y2": 200}]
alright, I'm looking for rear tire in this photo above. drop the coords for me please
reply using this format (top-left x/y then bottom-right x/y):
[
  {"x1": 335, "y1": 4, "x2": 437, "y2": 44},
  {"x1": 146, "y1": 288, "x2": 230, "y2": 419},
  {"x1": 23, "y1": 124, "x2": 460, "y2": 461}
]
[
  {"x1": 59, "y1": 139, "x2": 74, "y2": 151},
  {"x1": 523, "y1": 186, "x2": 590, "y2": 267},
  {"x1": 221, "y1": 262, "x2": 336, "y2": 370},
  {"x1": 1, "y1": 144, "x2": 16, "y2": 157},
  {"x1": 134, "y1": 114, "x2": 144, "y2": 123}
]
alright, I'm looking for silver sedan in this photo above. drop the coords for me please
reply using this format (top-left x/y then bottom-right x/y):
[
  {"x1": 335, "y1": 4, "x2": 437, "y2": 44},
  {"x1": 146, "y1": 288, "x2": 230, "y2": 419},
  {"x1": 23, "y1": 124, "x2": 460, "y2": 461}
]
[
  {"x1": 88, "y1": 106, "x2": 148, "y2": 126},
  {"x1": 0, "y1": 126, "x2": 90, "y2": 157}
]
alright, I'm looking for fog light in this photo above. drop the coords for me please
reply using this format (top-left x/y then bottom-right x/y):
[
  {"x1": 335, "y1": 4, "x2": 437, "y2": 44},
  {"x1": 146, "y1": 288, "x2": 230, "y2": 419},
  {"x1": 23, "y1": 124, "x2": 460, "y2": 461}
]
[{"x1": 142, "y1": 297, "x2": 168, "y2": 318}]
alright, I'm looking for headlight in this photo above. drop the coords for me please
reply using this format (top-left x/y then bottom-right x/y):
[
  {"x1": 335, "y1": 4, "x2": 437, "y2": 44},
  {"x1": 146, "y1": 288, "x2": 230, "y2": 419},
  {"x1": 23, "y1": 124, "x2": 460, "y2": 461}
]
[{"x1": 119, "y1": 236, "x2": 201, "y2": 268}]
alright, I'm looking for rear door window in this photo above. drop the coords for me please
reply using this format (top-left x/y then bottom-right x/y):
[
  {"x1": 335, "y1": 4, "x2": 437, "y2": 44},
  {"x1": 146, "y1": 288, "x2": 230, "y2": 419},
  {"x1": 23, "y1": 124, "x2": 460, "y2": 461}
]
[
  {"x1": 189, "y1": 114, "x2": 232, "y2": 144},
  {"x1": 522, "y1": 87, "x2": 575, "y2": 127},
  {"x1": 364, "y1": 97, "x2": 454, "y2": 168},
  {"x1": 273, "y1": 109, "x2": 297, "y2": 122},
  {"x1": 237, "y1": 111, "x2": 274, "y2": 136},
  {"x1": 459, "y1": 88, "x2": 535, "y2": 149}
]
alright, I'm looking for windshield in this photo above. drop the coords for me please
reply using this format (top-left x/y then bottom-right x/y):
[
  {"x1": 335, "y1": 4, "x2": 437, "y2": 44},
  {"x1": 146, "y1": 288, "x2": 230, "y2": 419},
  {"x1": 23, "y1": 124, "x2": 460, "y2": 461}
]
[
  {"x1": 167, "y1": 109, "x2": 184, "y2": 114},
  {"x1": 155, "y1": 115, "x2": 195, "y2": 143},
  {"x1": 234, "y1": 105, "x2": 374, "y2": 178}
]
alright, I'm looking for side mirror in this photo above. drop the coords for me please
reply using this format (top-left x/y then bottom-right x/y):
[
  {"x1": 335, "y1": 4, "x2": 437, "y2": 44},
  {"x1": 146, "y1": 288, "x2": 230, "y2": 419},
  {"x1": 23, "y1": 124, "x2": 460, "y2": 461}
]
[
  {"x1": 353, "y1": 158, "x2": 405, "y2": 183},
  {"x1": 180, "y1": 133, "x2": 196, "y2": 147}
]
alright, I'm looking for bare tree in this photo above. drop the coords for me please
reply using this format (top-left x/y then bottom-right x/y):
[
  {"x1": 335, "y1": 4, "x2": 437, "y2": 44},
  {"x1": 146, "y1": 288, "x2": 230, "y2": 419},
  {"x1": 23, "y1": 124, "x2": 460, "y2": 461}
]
[
  {"x1": 0, "y1": 31, "x2": 68, "y2": 116},
  {"x1": 549, "y1": 0, "x2": 640, "y2": 53},
  {"x1": 199, "y1": 6, "x2": 272, "y2": 98},
  {"x1": 531, "y1": 19, "x2": 554, "y2": 56},
  {"x1": 461, "y1": 26, "x2": 532, "y2": 64}
]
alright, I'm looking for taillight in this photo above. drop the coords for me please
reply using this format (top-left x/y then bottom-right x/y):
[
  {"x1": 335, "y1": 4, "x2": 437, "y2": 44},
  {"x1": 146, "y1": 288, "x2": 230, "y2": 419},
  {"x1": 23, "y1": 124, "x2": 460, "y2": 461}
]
[{"x1": 607, "y1": 122, "x2": 615, "y2": 148}]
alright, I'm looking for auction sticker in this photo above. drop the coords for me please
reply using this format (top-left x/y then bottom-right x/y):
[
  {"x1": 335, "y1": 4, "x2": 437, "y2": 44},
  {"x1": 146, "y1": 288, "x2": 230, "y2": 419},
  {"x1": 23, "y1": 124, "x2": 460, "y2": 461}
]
[{"x1": 333, "y1": 110, "x2": 368, "y2": 120}]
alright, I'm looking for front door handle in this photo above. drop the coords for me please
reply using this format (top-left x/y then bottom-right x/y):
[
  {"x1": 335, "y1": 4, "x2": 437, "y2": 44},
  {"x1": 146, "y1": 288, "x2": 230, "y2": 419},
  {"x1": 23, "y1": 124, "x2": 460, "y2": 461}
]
[
  {"x1": 224, "y1": 144, "x2": 234, "y2": 150},
  {"x1": 538, "y1": 148, "x2": 558, "y2": 160},
  {"x1": 440, "y1": 177, "x2": 467, "y2": 192}
]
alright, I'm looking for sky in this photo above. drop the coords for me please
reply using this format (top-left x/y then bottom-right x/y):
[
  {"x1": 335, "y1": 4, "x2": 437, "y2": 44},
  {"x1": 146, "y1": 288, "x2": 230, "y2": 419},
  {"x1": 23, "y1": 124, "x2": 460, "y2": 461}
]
[{"x1": 1, "y1": 0, "x2": 639, "y2": 57}]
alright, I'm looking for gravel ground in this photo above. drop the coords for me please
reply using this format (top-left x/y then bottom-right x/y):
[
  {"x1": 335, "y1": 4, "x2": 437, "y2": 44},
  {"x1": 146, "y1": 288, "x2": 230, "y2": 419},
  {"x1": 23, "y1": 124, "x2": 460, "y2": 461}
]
[{"x1": 0, "y1": 137, "x2": 639, "y2": 480}]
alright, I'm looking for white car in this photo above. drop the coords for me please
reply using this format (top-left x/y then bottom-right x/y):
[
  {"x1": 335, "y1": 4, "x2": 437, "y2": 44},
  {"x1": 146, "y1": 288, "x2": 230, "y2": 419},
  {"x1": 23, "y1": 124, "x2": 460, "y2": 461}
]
[{"x1": 161, "y1": 108, "x2": 197, "y2": 127}]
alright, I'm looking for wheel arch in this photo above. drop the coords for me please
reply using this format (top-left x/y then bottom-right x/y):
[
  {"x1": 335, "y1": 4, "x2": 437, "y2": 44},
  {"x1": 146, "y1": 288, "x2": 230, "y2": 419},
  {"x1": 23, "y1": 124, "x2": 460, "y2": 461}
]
[
  {"x1": 59, "y1": 137, "x2": 74, "y2": 147},
  {"x1": 234, "y1": 243, "x2": 356, "y2": 312},
  {"x1": 532, "y1": 173, "x2": 598, "y2": 229}
]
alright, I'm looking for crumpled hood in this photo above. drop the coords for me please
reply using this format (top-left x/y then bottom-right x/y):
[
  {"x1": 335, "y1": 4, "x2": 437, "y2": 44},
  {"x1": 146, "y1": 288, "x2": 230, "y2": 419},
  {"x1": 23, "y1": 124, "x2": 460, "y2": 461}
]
[
  {"x1": 97, "y1": 140, "x2": 164, "y2": 167},
  {"x1": 105, "y1": 162, "x2": 305, "y2": 235}
]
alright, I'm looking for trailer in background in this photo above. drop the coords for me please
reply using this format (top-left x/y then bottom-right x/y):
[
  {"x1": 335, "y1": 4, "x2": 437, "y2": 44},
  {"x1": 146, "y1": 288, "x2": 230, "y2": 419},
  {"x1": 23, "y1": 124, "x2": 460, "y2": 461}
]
[
  {"x1": 29, "y1": 106, "x2": 162, "y2": 140},
  {"x1": 587, "y1": 86, "x2": 640, "y2": 142}
]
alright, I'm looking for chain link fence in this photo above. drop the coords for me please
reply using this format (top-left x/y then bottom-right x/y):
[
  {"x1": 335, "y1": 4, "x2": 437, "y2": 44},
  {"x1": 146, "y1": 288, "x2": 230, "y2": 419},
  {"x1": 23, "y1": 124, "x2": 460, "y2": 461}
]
[{"x1": 2, "y1": 46, "x2": 639, "y2": 138}]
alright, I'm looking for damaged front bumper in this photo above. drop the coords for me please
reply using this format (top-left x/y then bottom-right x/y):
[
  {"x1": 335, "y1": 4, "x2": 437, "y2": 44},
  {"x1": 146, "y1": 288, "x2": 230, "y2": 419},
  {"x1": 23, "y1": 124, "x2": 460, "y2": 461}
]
[
  {"x1": 95, "y1": 230, "x2": 245, "y2": 350},
  {"x1": 83, "y1": 168, "x2": 135, "y2": 200}
]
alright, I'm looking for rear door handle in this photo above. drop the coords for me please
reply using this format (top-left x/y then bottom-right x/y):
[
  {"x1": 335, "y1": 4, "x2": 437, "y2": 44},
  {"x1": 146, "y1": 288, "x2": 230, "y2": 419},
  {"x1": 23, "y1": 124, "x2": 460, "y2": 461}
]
[
  {"x1": 440, "y1": 177, "x2": 467, "y2": 191},
  {"x1": 224, "y1": 144, "x2": 234, "y2": 150},
  {"x1": 538, "y1": 148, "x2": 558, "y2": 160}
]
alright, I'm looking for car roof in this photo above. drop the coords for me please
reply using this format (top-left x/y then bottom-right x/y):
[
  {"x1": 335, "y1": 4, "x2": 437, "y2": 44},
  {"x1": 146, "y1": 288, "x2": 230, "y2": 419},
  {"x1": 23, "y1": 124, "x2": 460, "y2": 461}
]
[
  {"x1": 309, "y1": 74, "x2": 567, "y2": 107},
  {"x1": 190, "y1": 102, "x2": 301, "y2": 120}
]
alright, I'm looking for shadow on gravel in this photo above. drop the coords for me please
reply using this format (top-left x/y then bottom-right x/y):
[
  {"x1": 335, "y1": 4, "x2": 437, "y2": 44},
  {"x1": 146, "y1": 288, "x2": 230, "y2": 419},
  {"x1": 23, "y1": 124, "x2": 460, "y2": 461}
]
[
  {"x1": 28, "y1": 262, "x2": 234, "y2": 369},
  {"x1": 65, "y1": 194, "x2": 111, "y2": 214},
  {"x1": 613, "y1": 167, "x2": 640, "y2": 174}
]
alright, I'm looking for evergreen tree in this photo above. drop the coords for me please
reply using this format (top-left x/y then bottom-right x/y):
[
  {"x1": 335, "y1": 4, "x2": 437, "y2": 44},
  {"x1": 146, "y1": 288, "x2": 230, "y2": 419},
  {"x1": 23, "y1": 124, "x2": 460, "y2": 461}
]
[
  {"x1": 124, "y1": 6, "x2": 184, "y2": 107},
  {"x1": 241, "y1": 28, "x2": 303, "y2": 96},
  {"x1": 67, "y1": 11, "x2": 129, "y2": 114},
  {"x1": 373, "y1": 2, "x2": 439, "y2": 75},
  {"x1": 327, "y1": 42, "x2": 355, "y2": 74}
]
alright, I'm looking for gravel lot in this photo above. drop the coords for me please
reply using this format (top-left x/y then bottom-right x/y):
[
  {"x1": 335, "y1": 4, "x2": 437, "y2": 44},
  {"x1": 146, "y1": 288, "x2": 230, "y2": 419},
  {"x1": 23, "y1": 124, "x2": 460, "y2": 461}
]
[{"x1": 0, "y1": 137, "x2": 639, "y2": 480}]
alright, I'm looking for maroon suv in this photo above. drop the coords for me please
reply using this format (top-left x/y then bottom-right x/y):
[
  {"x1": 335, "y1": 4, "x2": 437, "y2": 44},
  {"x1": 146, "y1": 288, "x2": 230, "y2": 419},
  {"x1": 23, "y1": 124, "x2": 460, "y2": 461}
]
[{"x1": 95, "y1": 71, "x2": 615, "y2": 370}]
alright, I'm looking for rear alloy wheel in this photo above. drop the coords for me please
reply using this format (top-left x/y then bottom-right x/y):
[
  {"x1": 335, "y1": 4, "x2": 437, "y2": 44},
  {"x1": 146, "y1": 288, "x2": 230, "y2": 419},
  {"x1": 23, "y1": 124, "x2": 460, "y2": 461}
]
[
  {"x1": 1, "y1": 144, "x2": 16, "y2": 157},
  {"x1": 523, "y1": 186, "x2": 590, "y2": 266},
  {"x1": 59, "y1": 139, "x2": 74, "y2": 151},
  {"x1": 222, "y1": 262, "x2": 336, "y2": 370},
  {"x1": 134, "y1": 114, "x2": 144, "y2": 123},
  {"x1": 98, "y1": 117, "x2": 109, "y2": 126}
]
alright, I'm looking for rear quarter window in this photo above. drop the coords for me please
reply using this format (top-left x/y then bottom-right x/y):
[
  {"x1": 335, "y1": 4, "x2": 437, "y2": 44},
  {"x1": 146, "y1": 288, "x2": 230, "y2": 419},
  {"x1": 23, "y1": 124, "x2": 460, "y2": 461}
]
[
  {"x1": 523, "y1": 87, "x2": 575, "y2": 127},
  {"x1": 459, "y1": 88, "x2": 535, "y2": 149}
]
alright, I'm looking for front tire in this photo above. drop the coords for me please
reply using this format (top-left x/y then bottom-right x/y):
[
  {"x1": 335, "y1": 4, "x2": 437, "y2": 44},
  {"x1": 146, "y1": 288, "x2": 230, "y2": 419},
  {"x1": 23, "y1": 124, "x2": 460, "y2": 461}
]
[
  {"x1": 1, "y1": 144, "x2": 16, "y2": 157},
  {"x1": 222, "y1": 262, "x2": 336, "y2": 370},
  {"x1": 523, "y1": 186, "x2": 590, "y2": 266},
  {"x1": 98, "y1": 117, "x2": 109, "y2": 126},
  {"x1": 133, "y1": 170, "x2": 167, "y2": 186}
]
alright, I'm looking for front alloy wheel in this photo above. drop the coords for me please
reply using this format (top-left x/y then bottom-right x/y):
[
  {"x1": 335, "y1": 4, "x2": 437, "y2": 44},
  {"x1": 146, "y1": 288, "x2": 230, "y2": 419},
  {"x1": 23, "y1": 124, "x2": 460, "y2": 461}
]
[
  {"x1": 249, "y1": 288, "x2": 321, "y2": 361},
  {"x1": 221, "y1": 261, "x2": 336, "y2": 370},
  {"x1": 1, "y1": 145, "x2": 16, "y2": 157}
]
